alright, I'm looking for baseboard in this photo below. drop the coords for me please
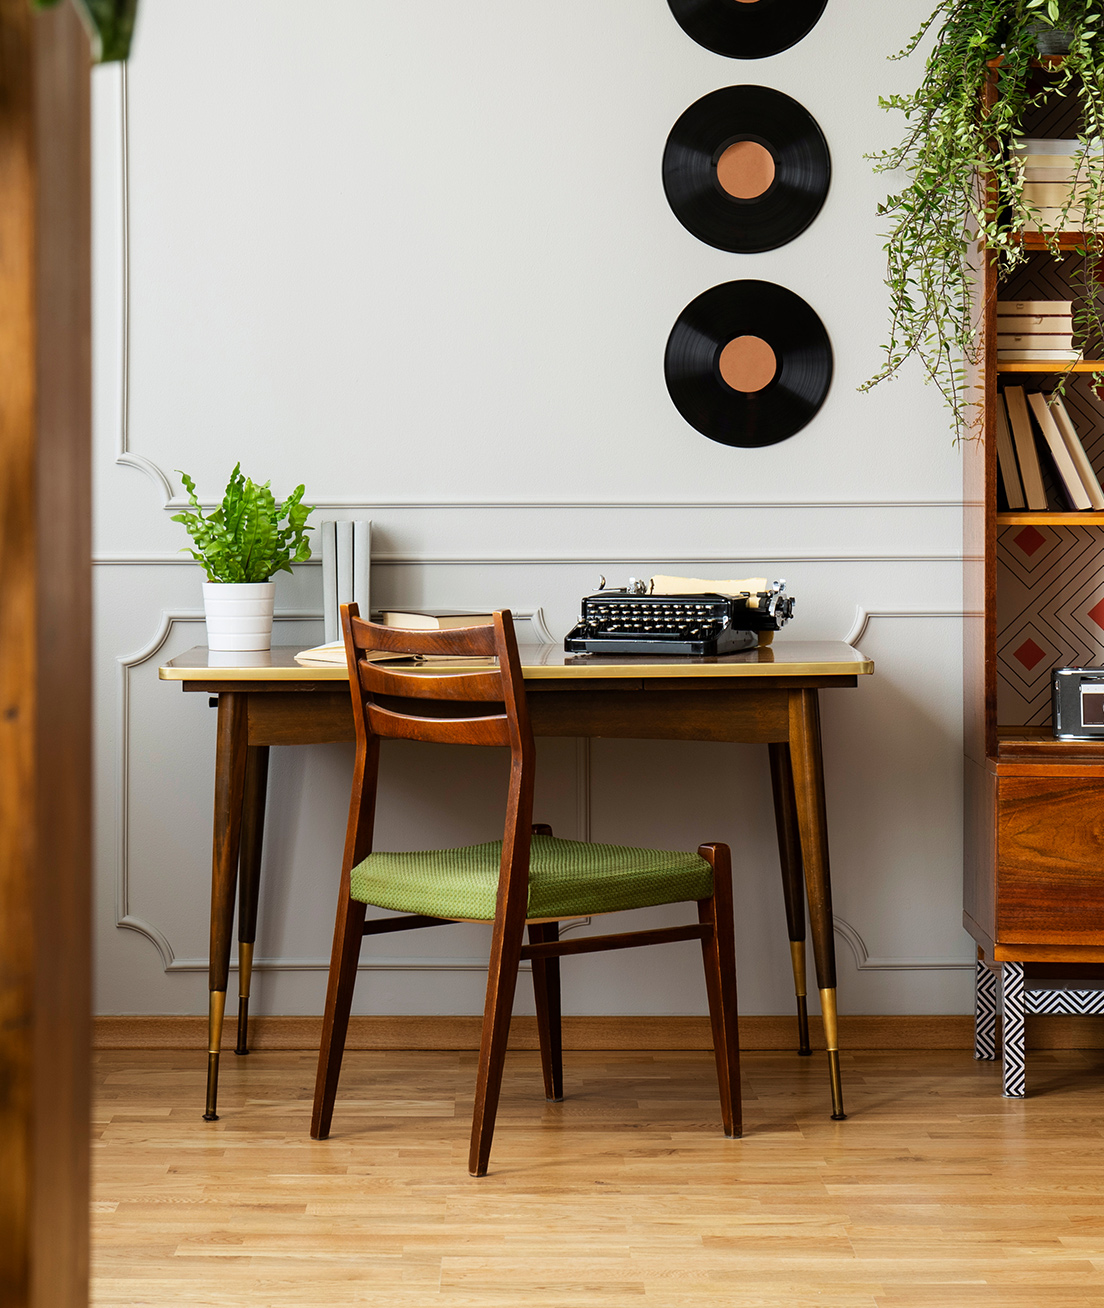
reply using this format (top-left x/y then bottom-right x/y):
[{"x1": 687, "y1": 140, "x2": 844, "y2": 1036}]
[{"x1": 88, "y1": 1013, "x2": 1035, "y2": 1052}]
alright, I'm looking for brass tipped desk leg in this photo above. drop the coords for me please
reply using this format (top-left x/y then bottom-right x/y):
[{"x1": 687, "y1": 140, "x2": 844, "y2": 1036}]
[
  {"x1": 204, "y1": 990, "x2": 227, "y2": 1121},
  {"x1": 820, "y1": 986, "x2": 846, "y2": 1120},
  {"x1": 235, "y1": 941, "x2": 254, "y2": 1056},
  {"x1": 790, "y1": 940, "x2": 812, "y2": 1056}
]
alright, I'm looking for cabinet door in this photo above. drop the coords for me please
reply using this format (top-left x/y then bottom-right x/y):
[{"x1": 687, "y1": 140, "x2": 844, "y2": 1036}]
[{"x1": 998, "y1": 776, "x2": 1104, "y2": 945}]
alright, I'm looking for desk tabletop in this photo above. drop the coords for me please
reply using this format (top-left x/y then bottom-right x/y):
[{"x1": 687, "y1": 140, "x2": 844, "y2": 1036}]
[{"x1": 159, "y1": 641, "x2": 873, "y2": 682}]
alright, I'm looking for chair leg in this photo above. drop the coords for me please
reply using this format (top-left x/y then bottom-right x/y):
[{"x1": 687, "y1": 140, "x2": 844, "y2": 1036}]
[
  {"x1": 698, "y1": 843, "x2": 741, "y2": 1139},
  {"x1": 529, "y1": 921, "x2": 563, "y2": 1102},
  {"x1": 311, "y1": 894, "x2": 367, "y2": 1140},
  {"x1": 469, "y1": 908, "x2": 528, "y2": 1176}
]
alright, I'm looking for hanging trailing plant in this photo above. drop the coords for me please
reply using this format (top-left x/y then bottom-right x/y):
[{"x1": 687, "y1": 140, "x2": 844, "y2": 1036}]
[
  {"x1": 864, "y1": 0, "x2": 1104, "y2": 437},
  {"x1": 32, "y1": 0, "x2": 138, "y2": 63}
]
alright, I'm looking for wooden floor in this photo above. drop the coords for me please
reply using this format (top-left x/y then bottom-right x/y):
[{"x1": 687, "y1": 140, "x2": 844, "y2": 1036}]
[{"x1": 93, "y1": 1045, "x2": 1104, "y2": 1307}]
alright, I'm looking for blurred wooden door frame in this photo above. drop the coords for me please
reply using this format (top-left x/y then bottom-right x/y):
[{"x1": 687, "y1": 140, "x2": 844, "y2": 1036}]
[{"x1": 0, "y1": 1, "x2": 92, "y2": 1304}]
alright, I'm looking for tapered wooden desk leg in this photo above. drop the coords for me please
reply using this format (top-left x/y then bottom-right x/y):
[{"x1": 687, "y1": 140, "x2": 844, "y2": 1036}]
[
  {"x1": 235, "y1": 745, "x2": 270, "y2": 1056},
  {"x1": 205, "y1": 692, "x2": 248, "y2": 1120},
  {"x1": 768, "y1": 742, "x2": 811, "y2": 1057},
  {"x1": 787, "y1": 689, "x2": 846, "y2": 1121}
]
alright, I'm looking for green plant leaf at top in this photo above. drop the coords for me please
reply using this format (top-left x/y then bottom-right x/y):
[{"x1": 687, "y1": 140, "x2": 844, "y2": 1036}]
[
  {"x1": 171, "y1": 465, "x2": 315, "y2": 584},
  {"x1": 865, "y1": 0, "x2": 1104, "y2": 438},
  {"x1": 32, "y1": 0, "x2": 139, "y2": 63}
]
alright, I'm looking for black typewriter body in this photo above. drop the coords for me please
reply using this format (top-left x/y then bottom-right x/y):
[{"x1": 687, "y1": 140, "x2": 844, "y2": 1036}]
[{"x1": 564, "y1": 582, "x2": 794, "y2": 657}]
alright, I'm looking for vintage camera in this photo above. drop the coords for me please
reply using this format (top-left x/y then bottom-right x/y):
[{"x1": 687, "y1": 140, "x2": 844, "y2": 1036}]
[{"x1": 1053, "y1": 667, "x2": 1104, "y2": 740}]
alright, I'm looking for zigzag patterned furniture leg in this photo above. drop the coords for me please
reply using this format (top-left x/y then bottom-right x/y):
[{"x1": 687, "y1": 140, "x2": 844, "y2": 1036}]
[
  {"x1": 974, "y1": 958, "x2": 997, "y2": 1061},
  {"x1": 1001, "y1": 961, "x2": 1026, "y2": 1098}
]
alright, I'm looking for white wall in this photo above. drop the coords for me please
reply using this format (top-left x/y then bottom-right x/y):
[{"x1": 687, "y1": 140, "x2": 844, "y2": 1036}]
[{"x1": 93, "y1": 0, "x2": 972, "y2": 1019}]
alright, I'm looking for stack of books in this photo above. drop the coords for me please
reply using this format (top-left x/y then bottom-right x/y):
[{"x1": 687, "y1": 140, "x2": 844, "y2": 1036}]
[
  {"x1": 997, "y1": 385, "x2": 1104, "y2": 511},
  {"x1": 1014, "y1": 136, "x2": 1100, "y2": 231},
  {"x1": 997, "y1": 299, "x2": 1079, "y2": 364}
]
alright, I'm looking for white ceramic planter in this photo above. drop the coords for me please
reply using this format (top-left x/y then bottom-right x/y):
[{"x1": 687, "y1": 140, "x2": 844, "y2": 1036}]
[{"x1": 202, "y1": 581, "x2": 276, "y2": 652}]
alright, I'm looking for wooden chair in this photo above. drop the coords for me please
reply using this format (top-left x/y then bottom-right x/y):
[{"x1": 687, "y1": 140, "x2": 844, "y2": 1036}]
[{"x1": 311, "y1": 604, "x2": 741, "y2": 1176}]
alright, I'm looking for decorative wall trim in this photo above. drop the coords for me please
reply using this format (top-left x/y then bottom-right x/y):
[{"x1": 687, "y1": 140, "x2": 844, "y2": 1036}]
[
  {"x1": 832, "y1": 915, "x2": 972, "y2": 973},
  {"x1": 844, "y1": 606, "x2": 973, "y2": 646},
  {"x1": 161, "y1": 498, "x2": 967, "y2": 512},
  {"x1": 95, "y1": 551, "x2": 965, "y2": 567},
  {"x1": 114, "y1": 607, "x2": 321, "y2": 966},
  {"x1": 106, "y1": 65, "x2": 175, "y2": 503}
]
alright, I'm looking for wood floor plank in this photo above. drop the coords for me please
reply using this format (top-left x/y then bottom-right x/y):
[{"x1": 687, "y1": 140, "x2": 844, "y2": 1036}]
[{"x1": 92, "y1": 1048, "x2": 1104, "y2": 1306}]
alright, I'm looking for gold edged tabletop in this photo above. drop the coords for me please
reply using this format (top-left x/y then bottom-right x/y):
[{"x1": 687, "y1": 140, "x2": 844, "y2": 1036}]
[{"x1": 159, "y1": 642, "x2": 874, "y2": 682}]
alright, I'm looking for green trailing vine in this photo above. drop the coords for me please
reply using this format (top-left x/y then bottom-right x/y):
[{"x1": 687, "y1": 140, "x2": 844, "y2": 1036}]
[
  {"x1": 865, "y1": 0, "x2": 1104, "y2": 438},
  {"x1": 32, "y1": 0, "x2": 138, "y2": 63},
  {"x1": 172, "y1": 465, "x2": 315, "y2": 585}
]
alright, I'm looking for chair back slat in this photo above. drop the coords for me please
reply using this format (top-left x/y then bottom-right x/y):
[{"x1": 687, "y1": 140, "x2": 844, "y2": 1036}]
[
  {"x1": 360, "y1": 661, "x2": 505, "y2": 703},
  {"x1": 339, "y1": 602, "x2": 536, "y2": 927},
  {"x1": 348, "y1": 614, "x2": 498, "y2": 659},
  {"x1": 366, "y1": 703, "x2": 511, "y2": 747}
]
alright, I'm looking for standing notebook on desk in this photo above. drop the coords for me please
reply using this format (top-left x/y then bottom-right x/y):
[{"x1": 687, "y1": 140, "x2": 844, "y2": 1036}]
[{"x1": 321, "y1": 520, "x2": 371, "y2": 643}]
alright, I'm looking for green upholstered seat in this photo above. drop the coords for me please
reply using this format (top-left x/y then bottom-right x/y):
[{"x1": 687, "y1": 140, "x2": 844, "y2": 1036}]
[{"x1": 351, "y1": 833, "x2": 714, "y2": 922}]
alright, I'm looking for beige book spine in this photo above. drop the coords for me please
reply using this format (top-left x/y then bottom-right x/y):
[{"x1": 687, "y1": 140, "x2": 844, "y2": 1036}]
[
  {"x1": 994, "y1": 394, "x2": 1025, "y2": 511},
  {"x1": 1051, "y1": 395, "x2": 1104, "y2": 511},
  {"x1": 996, "y1": 299, "x2": 1070, "y2": 315},
  {"x1": 1028, "y1": 391, "x2": 1092, "y2": 510},
  {"x1": 1003, "y1": 386, "x2": 1047, "y2": 511}
]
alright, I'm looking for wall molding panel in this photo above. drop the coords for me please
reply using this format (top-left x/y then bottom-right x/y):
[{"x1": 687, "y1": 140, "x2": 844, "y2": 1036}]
[{"x1": 114, "y1": 607, "x2": 320, "y2": 966}]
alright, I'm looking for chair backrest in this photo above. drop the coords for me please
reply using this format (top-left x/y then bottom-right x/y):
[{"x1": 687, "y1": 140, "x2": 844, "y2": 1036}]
[{"x1": 338, "y1": 604, "x2": 535, "y2": 877}]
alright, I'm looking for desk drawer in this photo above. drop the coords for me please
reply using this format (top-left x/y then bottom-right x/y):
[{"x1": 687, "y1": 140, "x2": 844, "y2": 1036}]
[{"x1": 998, "y1": 775, "x2": 1104, "y2": 944}]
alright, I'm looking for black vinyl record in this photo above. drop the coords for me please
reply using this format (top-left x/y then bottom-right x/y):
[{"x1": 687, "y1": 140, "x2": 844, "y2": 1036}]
[
  {"x1": 664, "y1": 280, "x2": 832, "y2": 448},
  {"x1": 668, "y1": 0, "x2": 828, "y2": 59},
  {"x1": 663, "y1": 85, "x2": 830, "y2": 253}
]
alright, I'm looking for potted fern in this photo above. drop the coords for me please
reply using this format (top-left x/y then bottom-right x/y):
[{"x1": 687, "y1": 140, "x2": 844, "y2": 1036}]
[
  {"x1": 865, "y1": 0, "x2": 1104, "y2": 436},
  {"x1": 172, "y1": 465, "x2": 314, "y2": 652}
]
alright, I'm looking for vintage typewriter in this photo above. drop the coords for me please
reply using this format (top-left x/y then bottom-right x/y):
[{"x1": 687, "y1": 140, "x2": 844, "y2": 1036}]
[{"x1": 564, "y1": 576, "x2": 794, "y2": 657}]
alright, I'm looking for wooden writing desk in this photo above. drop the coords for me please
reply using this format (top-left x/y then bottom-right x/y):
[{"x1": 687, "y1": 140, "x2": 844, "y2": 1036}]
[{"x1": 160, "y1": 641, "x2": 873, "y2": 1122}]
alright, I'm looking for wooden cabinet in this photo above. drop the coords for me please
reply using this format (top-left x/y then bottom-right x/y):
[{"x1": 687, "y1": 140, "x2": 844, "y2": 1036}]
[{"x1": 964, "y1": 62, "x2": 1104, "y2": 968}]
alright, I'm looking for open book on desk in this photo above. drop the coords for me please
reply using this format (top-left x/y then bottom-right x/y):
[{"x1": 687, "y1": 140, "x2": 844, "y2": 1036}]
[{"x1": 294, "y1": 642, "x2": 496, "y2": 668}]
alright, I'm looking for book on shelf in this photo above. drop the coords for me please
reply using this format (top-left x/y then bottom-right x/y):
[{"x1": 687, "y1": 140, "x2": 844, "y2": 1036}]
[
  {"x1": 379, "y1": 609, "x2": 494, "y2": 629},
  {"x1": 995, "y1": 300, "x2": 1076, "y2": 354},
  {"x1": 1003, "y1": 386, "x2": 1048, "y2": 510},
  {"x1": 1027, "y1": 391, "x2": 1093, "y2": 510},
  {"x1": 997, "y1": 299, "x2": 1071, "y2": 316},
  {"x1": 1023, "y1": 181, "x2": 1091, "y2": 208},
  {"x1": 1013, "y1": 137, "x2": 1101, "y2": 156},
  {"x1": 998, "y1": 333, "x2": 1075, "y2": 351},
  {"x1": 997, "y1": 348, "x2": 1081, "y2": 361},
  {"x1": 1024, "y1": 206, "x2": 1091, "y2": 231},
  {"x1": 997, "y1": 313, "x2": 1073, "y2": 334},
  {"x1": 1051, "y1": 394, "x2": 1104, "y2": 510},
  {"x1": 1023, "y1": 161, "x2": 1095, "y2": 183},
  {"x1": 994, "y1": 393, "x2": 1025, "y2": 510}
]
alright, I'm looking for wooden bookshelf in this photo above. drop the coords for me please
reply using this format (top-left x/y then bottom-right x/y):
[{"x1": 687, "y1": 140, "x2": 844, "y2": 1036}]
[
  {"x1": 964, "y1": 61, "x2": 1104, "y2": 990},
  {"x1": 996, "y1": 360, "x2": 1104, "y2": 372},
  {"x1": 997, "y1": 512, "x2": 1104, "y2": 524}
]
